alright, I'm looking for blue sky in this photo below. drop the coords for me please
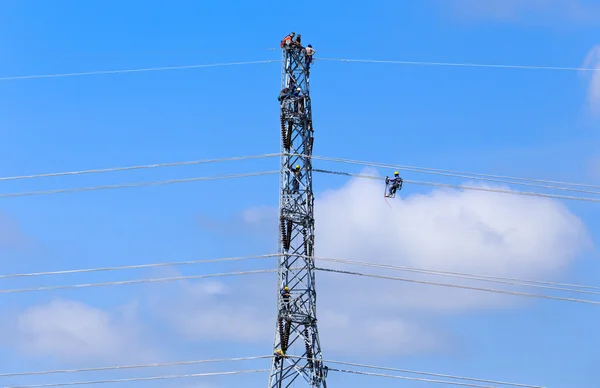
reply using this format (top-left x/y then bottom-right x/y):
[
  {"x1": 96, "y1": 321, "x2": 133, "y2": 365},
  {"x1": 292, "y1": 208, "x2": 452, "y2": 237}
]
[{"x1": 0, "y1": 0, "x2": 599, "y2": 387}]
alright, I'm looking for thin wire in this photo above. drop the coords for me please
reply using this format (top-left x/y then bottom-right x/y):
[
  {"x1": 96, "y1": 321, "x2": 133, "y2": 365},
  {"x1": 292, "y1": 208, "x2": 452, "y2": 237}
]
[
  {"x1": 309, "y1": 155, "x2": 600, "y2": 195},
  {"x1": 0, "y1": 254, "x2": 278, "y2": 280},
  {"x1": 4, "y1": 369, "x2": 269, "y2": 388},
  {"x1": 0, "y1": 153, "x2": 279, "y2": 182},
  {"x1": 316, "y1": 267, "x2": 600, "y2": 305},
  {"x1": 0, "y1": 60, "x2": 279, "y2": 82},
  {"x1": 318, "y1": 57, "x2": 600, "y2": 72},
  {"x1": 0, "y1": 171, "x2": 278, "y2": 199},
  {"x1": 329, "y1": 367, "x2": 509, "y2": 388},
  {"x1": 0, "y1": 356, "x2": 271, "y2": 378},
  {"x1": 314, "y1": 169, "x2": 600, "y2": 204},
  {"x1": 4, "y1": 55, "x2": 599, "y2": 83},
  {"x1": 3, "y1": 253, "x2": 596, "y2": 295},
  {"x1": 315, "y1": 256, "x2": 600, "y2": 296},
  {"x1": 313, "y1": 358, "x2": 544, "y2": 388},
  {"x1": 0, "y1": 268, "x2": 297, "y2": 294}
]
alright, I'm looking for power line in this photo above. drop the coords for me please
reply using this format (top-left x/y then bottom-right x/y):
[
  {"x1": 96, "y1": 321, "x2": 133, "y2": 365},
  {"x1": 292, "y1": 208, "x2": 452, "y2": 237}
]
[
  {"x1": 310, "y1": 154, "x2": 600, "y2": 190},
  {"x1": 314, "y1": 169, "x2": 600, "y2": 204},
  {"x1": 0, "y1": 356, "x2": 271, "y2": 378},
  {"x1": 318, "y1": 57, "x2": 600, "y2": 73},
  {"x1": 1, "y1": 355, "x2": 543, "y2": 388},
  {"x1": 0, "y1": 154, "x2": 279, "y2": 182},
  {"x1": 310, "y1": 155, "x2": 600, "y2": 195},
  {"x1": 0, "y1": 254, "x2": 278, "y2": 280},
  {"x1": 4, "y1": 56, "x2": 598, "y2": 83},
  {"x1": 0, "y1": 60, "x2": 279, "y2": 82},
  {"x1": 316, "y1": 267, "x2": 600, "y2": 305},
  {"x1": 315, "y1": 256, "x2": 600, "y2": 296},
  {"x1": 4, "y1": 369, "x2": 269, "y2": 388},
  {"x1": 0, "y1": 171, "x2": 278, "y2": 199},
  {"x1": 329, "y1": 367, "x2": 519, "y2": 388},
  {"x1": 317, "y1": 358, "x2": 543, "y2": 388},
  {"x1": 0, "y1": 268, "x2": 299, "y2": 294},
  {"x1": 3, "y1": 253, "x2": 596, "y2": 296}
]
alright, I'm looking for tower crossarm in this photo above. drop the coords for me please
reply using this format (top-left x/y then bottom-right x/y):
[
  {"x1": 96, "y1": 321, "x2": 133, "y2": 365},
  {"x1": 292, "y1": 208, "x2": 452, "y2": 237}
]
[{"x1": 268, "y1": 34, "x2": 327, "y2": 388}]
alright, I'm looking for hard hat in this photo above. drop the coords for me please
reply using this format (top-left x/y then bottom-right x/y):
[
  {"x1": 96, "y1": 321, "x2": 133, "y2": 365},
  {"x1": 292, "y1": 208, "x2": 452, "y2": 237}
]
[
  {"x1": 394, "y1": 171, "x2": 399, "y2": 175},
  {"x1": 307, "y1": 44, "x2": 312, "y2": 47},
  {"x1": 284, "y1": 286, "x2": 289, "y2": 291},
  {"x1": 295, "y1": 165, "x2": 300, "y2": 169},
  {"x1": 296, "y1": 87, "x2": 301, "y2": 91}
]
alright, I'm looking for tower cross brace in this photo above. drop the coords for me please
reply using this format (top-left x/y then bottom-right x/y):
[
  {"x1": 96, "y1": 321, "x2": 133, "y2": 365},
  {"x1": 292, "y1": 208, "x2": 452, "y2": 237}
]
[{"x1": 268, "y1": 35, "x2": 328, "y2": 388}]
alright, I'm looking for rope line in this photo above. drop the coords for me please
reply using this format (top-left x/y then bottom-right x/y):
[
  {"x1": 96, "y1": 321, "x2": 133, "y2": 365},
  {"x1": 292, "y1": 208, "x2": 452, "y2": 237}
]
[
  {"x1": 0, "y1": 60, "x2": 279, "y2": 82},
  {"x1": 0, "y1": 154, "x2": 279, "y2": 182},
  {"x1": 0, "y1": 356, "x2": 271, "y2": 378},
  {"x1": 314, "y1": 169, "x2": 600, "y2": 203},
  {"x1": 0, "y1": 171, "x2": 278, "y2": 199},
  {"x1": 316, "y1": 267, "x2": 600, "y2": 305},
  {"x1": 4, "y1": 369, "x2": 269, "y2": 388}
]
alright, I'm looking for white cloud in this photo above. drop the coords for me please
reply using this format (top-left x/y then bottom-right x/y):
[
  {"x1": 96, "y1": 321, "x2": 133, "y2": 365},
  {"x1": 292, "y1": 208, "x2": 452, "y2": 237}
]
[
  {"x1": 583, "y1": 45, "x2": 600, "y2": 116},
  {"x1": 10, "y1": 299, "x2": 156, "y2": 364},
  {"x1": 159, "y1": 170, "x2": 589, "y2": 356},
  {"x1": 440, "y1": 0, "x2": 600, "y2": 24}
]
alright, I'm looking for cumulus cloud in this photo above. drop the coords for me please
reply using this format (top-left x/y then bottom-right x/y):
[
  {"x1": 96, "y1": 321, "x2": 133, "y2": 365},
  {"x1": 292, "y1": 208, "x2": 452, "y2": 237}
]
[
  {"x1": 582, "y1": 45, "x2": 600, "y2": 116},
  {"x1": 439, "y1": 0, "x2": 600, "y2": 24},
  {"x1": 159, "y1": 170, "x2": 589, "y2": 356},
  {"x1": 8, "y1": 299, "x2": 156, "y2": 364}
]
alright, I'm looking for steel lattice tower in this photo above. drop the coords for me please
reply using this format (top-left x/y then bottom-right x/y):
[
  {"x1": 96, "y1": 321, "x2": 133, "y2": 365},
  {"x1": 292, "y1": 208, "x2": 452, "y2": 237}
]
[{"x1": 268, "y1": 36, "x2": 327, "y2": 388}]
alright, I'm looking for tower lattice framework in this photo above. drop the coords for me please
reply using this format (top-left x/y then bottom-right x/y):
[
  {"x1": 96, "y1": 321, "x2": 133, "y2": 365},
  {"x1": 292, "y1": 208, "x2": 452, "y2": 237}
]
[{"x1": 268, "y1": 36, "x2": 328, "y2": 388}]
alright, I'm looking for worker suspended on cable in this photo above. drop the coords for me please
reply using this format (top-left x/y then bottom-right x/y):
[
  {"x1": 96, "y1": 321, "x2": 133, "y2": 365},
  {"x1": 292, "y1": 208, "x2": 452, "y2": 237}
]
[
  {"x1": 385, "y1": 171, "x2": 403, "y2": 197},
  {"x1": 292, "y1": 165, "x2": 301, "y2": 192},
  {"x1": 305, "y1": 44, "x2": 315, "y2": 69},
  {"x1": 280, "y1": 32, "x2": 295, "y2": 48}
]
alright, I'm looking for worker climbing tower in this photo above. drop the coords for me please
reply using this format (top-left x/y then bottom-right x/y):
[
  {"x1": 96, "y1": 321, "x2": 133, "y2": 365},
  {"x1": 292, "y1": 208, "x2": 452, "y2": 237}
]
[{"x1": 268, "y1": 34, "x2": 327, "y2": 388}]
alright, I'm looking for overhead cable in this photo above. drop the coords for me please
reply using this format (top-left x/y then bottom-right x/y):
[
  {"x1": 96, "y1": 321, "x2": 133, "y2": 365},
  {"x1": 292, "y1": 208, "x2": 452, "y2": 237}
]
[
  {"x1": 329, "y1": 367, "x2": 521, "y2": 388},
  {"x1": 0, "y1": 60, "x2": 279, "y2": 82},
  {"x1": 0, "y1": 268, "x2": 299, "y2": 294},
  {"x1": 316, "y1": 267, "x2": 600, "y2": 305},
  {"x1": 0, "y1": 154, "x2": 279, "y2": 182},
  {"x1": 0, "y1": 171, "x2": 278, "y2": 199},
  {"x1": 4, "y1": 369, "x2": 269, "y2": 388},
  {"x1": 318, "y1": 57, "x2": 600, "y2": 73},
  {"x1": 315, "y1": 256, "x2": 600, "y2": 296},
  {"x1": 315, "y1": 358, "x2": 543, "y2": 388},
  {"x1": 0, "y1": 356, "x2": 271, "y2": 378},
  {"x1": 314, "y1": 169, "x2": 600, "y2": 204},
  {"x1": 309, "y1": 155, "x2": 600, "y2": 195},
  {"x1": 4, "y1": 55, "x2": 598, "y2": 83},
  {"x1": 3, "y1": 253, "x2": 596, "y2": 295},
  {"x1": 0, "y1": 254, "x2": 278, "y2": 280}
]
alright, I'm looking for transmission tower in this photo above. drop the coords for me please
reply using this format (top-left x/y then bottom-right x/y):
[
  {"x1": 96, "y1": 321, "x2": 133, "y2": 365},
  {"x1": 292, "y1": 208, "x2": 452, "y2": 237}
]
[{"x1": 268, "y1": 35, "x2": 328, "y2": 388}]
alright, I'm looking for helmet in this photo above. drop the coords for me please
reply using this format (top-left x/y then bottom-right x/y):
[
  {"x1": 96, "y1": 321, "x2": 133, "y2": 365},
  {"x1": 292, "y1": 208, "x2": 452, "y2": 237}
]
[
  {"x1": 295, "y1": 165, "x2": 300, "y2": 169},
  {"x1": 394, "y1": 171, "x2": 399, "y2": 176},
  {"x1": 284, "y1": 286, "x2": 289, "y2": 291},
  {"x1": 307, "y1": 44, "x2": 312, "y2": 47},
  {"x1": 297, "y1": 87, "x2": 301, "y2": 91}
]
